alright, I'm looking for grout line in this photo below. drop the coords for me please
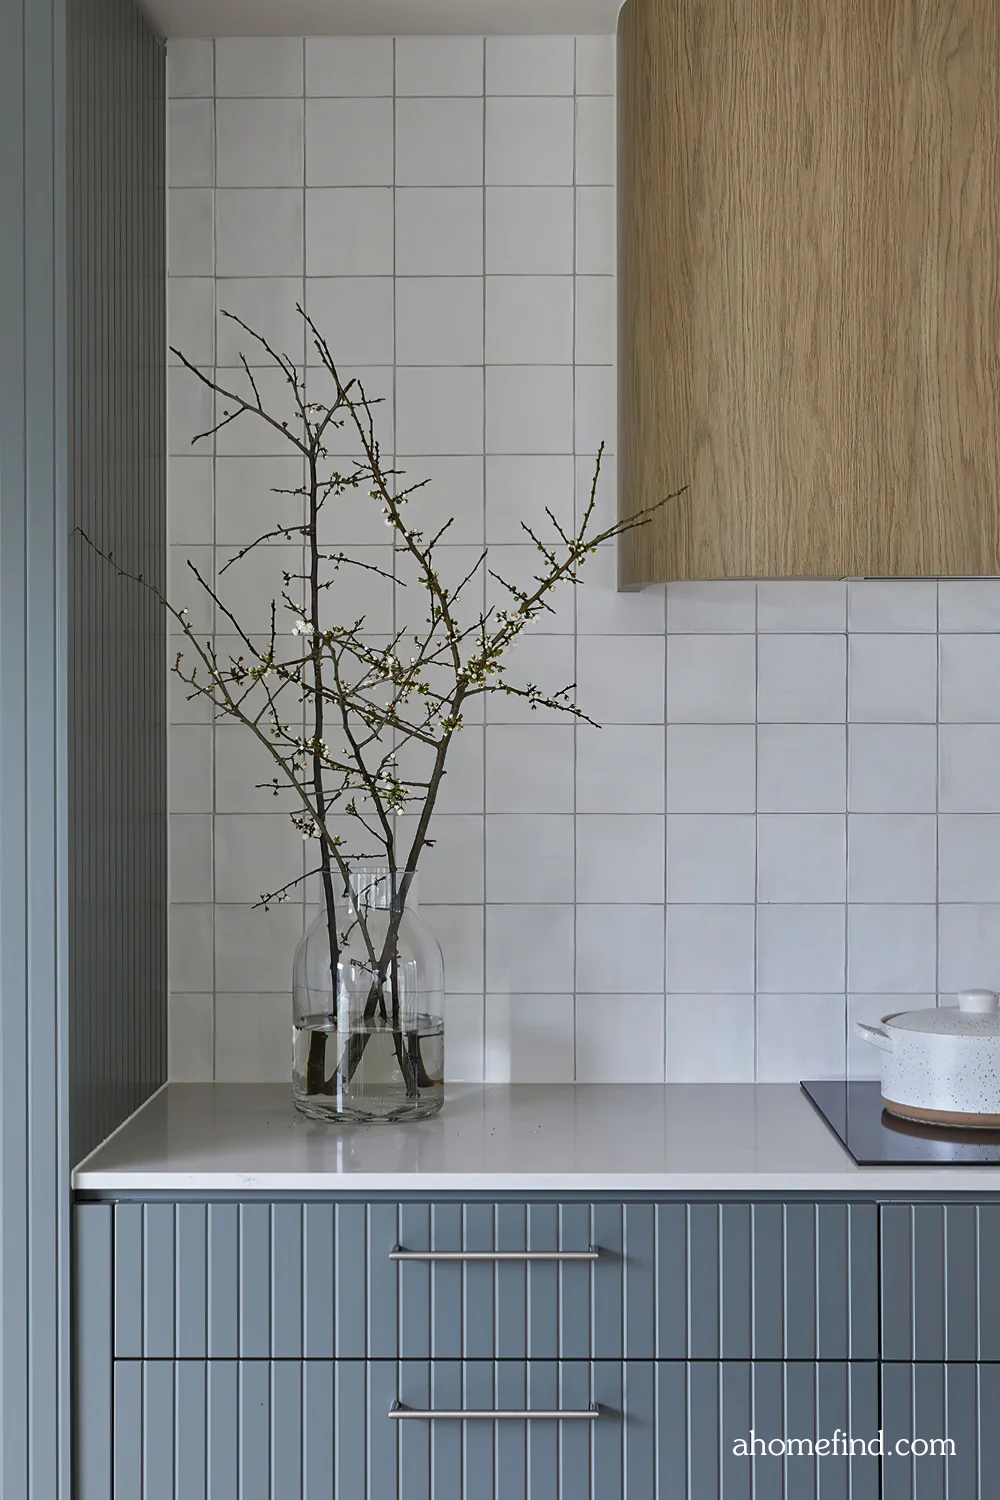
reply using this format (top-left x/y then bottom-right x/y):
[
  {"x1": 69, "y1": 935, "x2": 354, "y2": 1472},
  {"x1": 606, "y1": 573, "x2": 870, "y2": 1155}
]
[
  {"x1": 753, "y1": 583, "x2": 760, "y2": 1083},
  {"x1": 480, "y1": 35, "x2": 488, "y2": 1087},
  {"x1": 209, "y1": 36, "x2": 218, "y2": 1080},
  {"x1": 571, "y1": 39, "x2": 579, "y2": 1084}
]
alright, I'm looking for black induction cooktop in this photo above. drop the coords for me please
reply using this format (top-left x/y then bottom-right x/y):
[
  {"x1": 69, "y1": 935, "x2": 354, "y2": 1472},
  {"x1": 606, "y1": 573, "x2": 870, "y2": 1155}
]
[{"x1": 801, "y1": 1080, "x2": 1000, "y2": 1165}]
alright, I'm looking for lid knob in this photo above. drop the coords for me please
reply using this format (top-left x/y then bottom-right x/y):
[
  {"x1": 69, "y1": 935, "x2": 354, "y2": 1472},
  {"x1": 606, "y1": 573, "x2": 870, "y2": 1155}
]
[{"x1": 957, "y1": 989, "x2": 999, "y2": 1013}]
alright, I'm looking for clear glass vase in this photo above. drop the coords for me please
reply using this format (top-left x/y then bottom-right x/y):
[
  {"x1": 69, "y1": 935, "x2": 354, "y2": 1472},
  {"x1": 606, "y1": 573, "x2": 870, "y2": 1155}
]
[{"x1": 292, "y1": 865, "x2": 445, "y2": 1123}]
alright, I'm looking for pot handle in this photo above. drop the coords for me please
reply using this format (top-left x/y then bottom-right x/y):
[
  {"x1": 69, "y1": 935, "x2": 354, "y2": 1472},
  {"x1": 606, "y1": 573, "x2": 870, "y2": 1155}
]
[{"x1": 855, "y1": 1021, "x2": 893, "y2": 1052}]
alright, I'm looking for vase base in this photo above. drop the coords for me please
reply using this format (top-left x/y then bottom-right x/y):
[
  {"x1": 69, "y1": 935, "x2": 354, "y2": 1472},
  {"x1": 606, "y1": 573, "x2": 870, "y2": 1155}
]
[{"x1": 292, "y1": 1090, "x2": 444, "y2": 1125}]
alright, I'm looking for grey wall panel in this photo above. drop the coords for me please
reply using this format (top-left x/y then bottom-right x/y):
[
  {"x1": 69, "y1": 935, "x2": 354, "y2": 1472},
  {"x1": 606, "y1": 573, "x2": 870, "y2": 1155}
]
[{"x1": 67, "y1": 0, "x2": 167, "y2": 1165}]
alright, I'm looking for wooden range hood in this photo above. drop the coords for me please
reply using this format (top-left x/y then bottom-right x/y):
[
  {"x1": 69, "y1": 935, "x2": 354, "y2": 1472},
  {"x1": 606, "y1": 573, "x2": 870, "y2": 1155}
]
[{"x1": 617, "y1": 0, "x2": 1000, "y2": 587}]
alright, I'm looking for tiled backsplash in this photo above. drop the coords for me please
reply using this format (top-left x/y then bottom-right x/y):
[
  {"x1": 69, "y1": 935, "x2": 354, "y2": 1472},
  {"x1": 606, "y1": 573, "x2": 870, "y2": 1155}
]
[{"x1": 166, "y1": 33, "x2": 1000, "y2": 1085}]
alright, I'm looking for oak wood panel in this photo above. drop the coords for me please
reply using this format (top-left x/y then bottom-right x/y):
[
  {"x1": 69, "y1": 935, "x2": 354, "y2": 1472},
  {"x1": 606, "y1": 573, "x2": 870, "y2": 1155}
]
[{"x1": 618, "y1": 0, "x2": 1000, "y2": 585}]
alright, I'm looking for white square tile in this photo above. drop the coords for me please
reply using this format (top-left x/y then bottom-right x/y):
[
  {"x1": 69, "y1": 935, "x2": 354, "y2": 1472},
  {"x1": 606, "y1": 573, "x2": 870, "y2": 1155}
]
[
  {"x1": 214, "y1": 903, "x2": 304, "y2": 993},
  {"x1": 757, "y1": 725, "x2": 846, "y2": 813},
  {"x1": 576, "y1": 815, "x2": 665, "y2": 903},
  {"x1": 485, "y1": 455, "x2": 573, "y2": 545},
  {"x1": 169, "y1": 277, "x2": 216, "y2": 366},
  {"x1": 170, "y1": 814, "x2": 213, "y2": 903},
  {"x1": 666, "y1": 904, "x2": 756, "y2": 993},
  {"x1": 216, "y1": 278, "x2": 304, "y2": 366},
  {"x1": 486, "y1": 37, "x2": 575, "y2": 95},
  {"x1": 485, "y1": 904, "x2": 574, "y2": 992},
  {"x1": 486, "y1": 97, "x2": 575, "y2": 185},
  {"x1": 939, "y1": 635, "x2": 1000, "y2": 722},
  {"x1": 576, "y1": 186, "x2": 615, "y2": 274},
  {"x1": 848, "y1": 634, "x2": 938, "y2": 722},
  {"x1": 314, "y1": 544, "x2": 393, "y2": 633},
  {"x1": 486, "y1": 814, "x2": 573, "y2": 903},
  {"x1": 486, "y1": 276, "x2": 574, "y2": 365},
  {"x1": 577, "y1": 904, "x2": 665, "y2": 992},
  {"x1": 424, "y1": 906, "x2": 484, "y2": 992},
  {"x1": 757, "y1": 634, "x2": 846, "y2": 724},
  {"x1": 306, "y1": 98, "x2": 394, "y2": 187},
  {"x1": 666, "y1": 725, "x2": 756, "y2": 813},
  {"x1": 168, "y1": 993, "x2": 214, "y2": 1082},
  {"x1": 443, "y1": 995, "x2": 485, "y2": 1082},
  {"x1": 666, "y1": 815, "x2": 756, "y2": 902},
  {"x1": 667, "y1": 635, "x2": 757, "y2": 724},
  {"x1": 303, "y1": 277, "x2": 393, "y2": 366},
  {"x1": 485, "y1": 186, "x2": 574, "y2": 273},
  {"x1": 169, "y1": 724, "x2": 213, "y2": 813},
  {"x1": 486, "y1": 723, "x2": 574, "y2": 813},
  {"x1": 395, "y1": 187, "x2": 484, "y2": 275},
  {"x1": 756, "y1": 994, "x2": 846, "y2": 1081},
  {"x1": 216, "y1": 37, "x2": 303, "y2": 96},
  {"x1": 212, "y1": 366, "x2": 307, "y2": 457},
  {"x1": 396, "y1": 278, "x2": 484, "y2": 366},
  {"x1": 847, "y1": 904, "x2": 937, "y2": 993},
  {"x1": 576, "y1": 636, "x2": 665, "y2": 724},
  {"x1": 938, "y1": 904, "x2": 1000, "y2": 992},
  {"x1": 938, "y1": 580, "x2": 1000, "y2": 632},
  {"x1": 847, "y1": 814, "x2": 937, "y2": 903},
  {"x1": 848, "y1": 723, "x2": 938, "y2": 812},
  {"x1": 214, "y1": 814, "x2": 303, "y2": 905},
  {"x1": 940, "y1": 725, "x2": 1000, "y2": 812},
  {"x1": 168, "y1": 543, "x2": 214, "y2": 633},
  {"x1": 574, "y1": 365, "x2": 616, "y2": 455},
  {"x1": 666, "y1": 581, "x2": 757, "y2": 634},
  {"x1": 756, "y1": 904, "x2": 846, "y2": 991},
  {"x1": 303, "y1": 363, "x2": 394, "y2": 456},
  {"x1": 392, "y1": 454, "x2": 484, "y2": 545},
  {"x1": 396, "y1": 367, "x2": 484, "y2": 455},
  {"x1": 166, "y1": 38, "x2": 214, "y2": 98},
  {"x1": 306, "y1": 187, "x2": 393, "y2": 275},
  {"x1": 214, "y1": 455, "x2": 304, "y2": 545},
  {"x1": 576, "y1": 36, "x2": 616, "y2": 94},
  {"x1": 485, "y1": 994, "x2": 575, "y2": 1082},
  {"x1": 575, "y1": 96, "x2": 615, "y2": 185},
  {"x1": 216, "y1": 189, "x2": 304, "y2": 276},
  {"x1": 484, "y1": 544, "x2": 575, "y2": 634},
  {"x1": 757, "y1": 815, "x2": 846, "y2": 903},
  {"x1": 168, "y1": 99, "x2": 215, "y2": 188},
  {"x1": 397, "y1": 815, "x2": 484, "y2": 904},
  {"x1": 395, "y1": 38, "x2": 484, "y2": 96},
  {"x1": 576, "y1": 995, "x2": 665, "y2": 1082},
  {"x1": 398, "y1": 728, "x2": 484, "y2": 816},
  {"x1": 847, "y1": 580, "x2": 938, "y2": 633},
  {"x1": 168, "y1": 904, "x2": 214, "y2": 992},
  {"x1": 215, "y1": 994, "x2": 290, "y2": 1082},
  {"x1": 577, "y1": 724, "x2": 665, "y2": 815},
  {"x1": 168, "y1": 189, "x2": 214, "y2": 276},
  {"x1": 756, "y1": 581, "x2": 846, "y2": 632},
  {"x1": 486, "y1": 366, "x2": 574, "y2": 454},
  {"x1": 938, "y1": 815, "x2": 1000, "y2": 901},
  {"x1": 169, "y1": 666, "x2": 213, "y2": 726},
  {"x1": 666, "y1": 994, "x2": 755, "y2": 1082},
  {"x1": 167, "y1": 456, "x2": 214, "y2": 544},
  {"x1": 577, "y1": 544, "x2": 666, "y2": 636},
  {"x1": 216, "y1": 100, "x2": 304, "y2": 188},
  {"x1": 485, "y1": 635, "x2": 576, "y2": 723},
  {"x1": 576, "y1": 449, "x2": 617, "y2": 529},
  {"x1": 215, "y1": 724, "x2": 299, "y2": 814},
  {"x1": 396, "y1": 99, "x2": 484, "y2": 187},
  {"x1": 574, "y1": 276, "x2": 615, "y2": 365},
  {"x1": 305, "y1": 37, "x2": 393, "y2": 96}
]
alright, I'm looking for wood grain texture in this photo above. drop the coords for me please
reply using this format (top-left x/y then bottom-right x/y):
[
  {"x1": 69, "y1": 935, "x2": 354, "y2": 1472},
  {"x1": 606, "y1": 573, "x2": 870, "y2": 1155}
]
[{"x1": 618, "y1": 0, "x2": 1000, "y2": 584}]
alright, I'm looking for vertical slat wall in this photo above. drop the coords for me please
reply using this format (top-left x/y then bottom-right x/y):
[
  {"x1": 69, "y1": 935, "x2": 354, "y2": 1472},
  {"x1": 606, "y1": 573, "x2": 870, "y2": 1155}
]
[
  {"x1": 0, "y1": 0, "x2": 68, "y2": 1494},
  {"x1": 67, "y1": 0, "x2": 167, "y2": 1162}
]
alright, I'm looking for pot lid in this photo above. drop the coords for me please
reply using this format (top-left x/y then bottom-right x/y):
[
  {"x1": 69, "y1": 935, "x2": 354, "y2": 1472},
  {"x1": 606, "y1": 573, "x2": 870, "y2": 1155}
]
[{"x1": 887, "y1": 990, "x2": 1000, "y2": 1036}]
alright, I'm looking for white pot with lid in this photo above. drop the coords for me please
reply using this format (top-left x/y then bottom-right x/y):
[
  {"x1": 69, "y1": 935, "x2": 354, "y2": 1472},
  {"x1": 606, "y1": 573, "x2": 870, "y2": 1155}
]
[{"x1": 857, "y1": 990, "x2": 1000, "y2": 1126}]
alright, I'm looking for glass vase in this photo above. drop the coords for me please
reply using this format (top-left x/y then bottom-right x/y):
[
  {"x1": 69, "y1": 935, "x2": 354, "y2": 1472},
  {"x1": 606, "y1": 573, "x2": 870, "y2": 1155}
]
[{"x1": 292, "y1": 865, "x2": 445, "y2": 1123}]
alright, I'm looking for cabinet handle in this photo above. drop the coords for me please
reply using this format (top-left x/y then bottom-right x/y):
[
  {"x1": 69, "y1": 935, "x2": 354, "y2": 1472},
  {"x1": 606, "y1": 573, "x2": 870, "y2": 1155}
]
[
  {"x1": 388, "y1": 1401, "x2": 600, "y2": 1421},
  {"x1": 389, "y1": 1245, "x2": 599, "y2": 1262}
]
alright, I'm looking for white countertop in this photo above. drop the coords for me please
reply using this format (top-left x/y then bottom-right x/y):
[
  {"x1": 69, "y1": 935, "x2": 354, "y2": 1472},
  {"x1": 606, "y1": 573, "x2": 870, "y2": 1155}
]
[{"x1": 72, "y1": 1083, "x2": 1000, "y2": 1193}]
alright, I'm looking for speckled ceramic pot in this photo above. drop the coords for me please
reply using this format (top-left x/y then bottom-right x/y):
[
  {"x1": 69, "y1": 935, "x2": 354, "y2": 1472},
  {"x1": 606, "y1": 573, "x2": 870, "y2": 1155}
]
[{"x1": 857, "y1": 990, "x2": 1000, "y2": 1127}]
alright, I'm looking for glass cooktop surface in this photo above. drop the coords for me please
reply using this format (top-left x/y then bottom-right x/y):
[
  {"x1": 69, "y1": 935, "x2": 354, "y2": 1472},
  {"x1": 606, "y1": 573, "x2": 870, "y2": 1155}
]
[{"x1": 801, "y1": 1080, "x2": 1000, "y2": 1165}]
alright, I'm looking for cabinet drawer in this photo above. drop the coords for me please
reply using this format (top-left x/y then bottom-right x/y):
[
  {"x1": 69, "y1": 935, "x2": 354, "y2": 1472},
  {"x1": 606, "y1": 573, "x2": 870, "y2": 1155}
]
[
  {"x1": 105, "y1": 1358, "x2": 881, "y2": 1500},
  {"x1": 108, "y1": 1198, "x2": 876, "y2": 1361},
  {"x1": 881, "y1": 1363, "x2": 999, "y2": 1500},
  {"x1": 880, "y1": 1203, "x2": 1000, "y2": 1361}
]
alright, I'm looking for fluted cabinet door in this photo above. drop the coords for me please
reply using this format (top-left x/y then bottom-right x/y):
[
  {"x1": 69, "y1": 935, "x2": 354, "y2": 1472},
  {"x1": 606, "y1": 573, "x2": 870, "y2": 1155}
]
[{"x1": 880, "y1": 1203, "x2": 1000, "y2": 1360}]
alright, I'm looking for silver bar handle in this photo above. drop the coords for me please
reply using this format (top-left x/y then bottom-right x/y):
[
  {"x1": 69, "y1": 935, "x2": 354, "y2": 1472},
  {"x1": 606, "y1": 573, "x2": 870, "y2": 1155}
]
[
  {"x1": 388, "y1": 1401, "x2": 600, "y2": 1422},
  {"x1": 389, "y1": 1245, "x2": 599, "y2": 1262}
]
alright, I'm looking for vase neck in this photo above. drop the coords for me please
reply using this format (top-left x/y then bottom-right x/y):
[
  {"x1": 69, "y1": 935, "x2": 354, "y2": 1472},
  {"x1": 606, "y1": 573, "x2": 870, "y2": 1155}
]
[{"x1": 340, "y1": 865, "x2": 419, "y2": 911}]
